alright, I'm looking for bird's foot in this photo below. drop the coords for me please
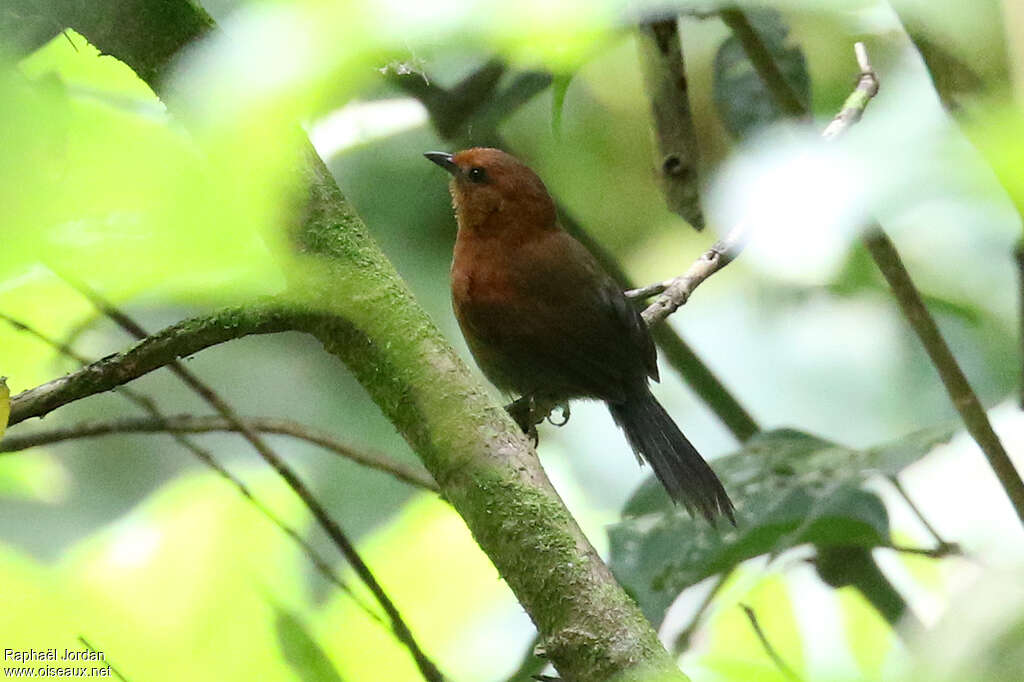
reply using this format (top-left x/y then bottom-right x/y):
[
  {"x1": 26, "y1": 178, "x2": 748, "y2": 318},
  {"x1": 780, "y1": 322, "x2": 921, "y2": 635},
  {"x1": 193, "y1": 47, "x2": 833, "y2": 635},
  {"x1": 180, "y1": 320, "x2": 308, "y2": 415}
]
[
  {"x1": 546, "y1": 402, "x2": 570, "y2": 427},
  {"x1": 505, "y1": 395, "x2": 567, "y2": 444},
  {"x1": 506, "y1": 395, "x2": 537, "y2": 434}
]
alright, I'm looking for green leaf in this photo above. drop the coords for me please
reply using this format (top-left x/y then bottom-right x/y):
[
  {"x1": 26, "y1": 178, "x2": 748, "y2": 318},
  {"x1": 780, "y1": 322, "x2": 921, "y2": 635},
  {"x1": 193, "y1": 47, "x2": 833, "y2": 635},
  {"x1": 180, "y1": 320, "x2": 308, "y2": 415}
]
[
  {"x1": 866, "y1": 422, "x2": 958, "y2": 474},
  {"x1": 550, "y1": 72, "x2": 572, "y2": 137},
  {"x1": 51, "y1": 471, "x2": 313, "y2": 681},
  {"x1": 0, "y1": 377, "x2": 7, "y2": 442},
  {"x1": 3, "y1": 33, "x2": 289, "y2": 304},
  {"x1": 0, "y1": 449, "x2": 69, "y2": 503},
  {"x1": 274, "y1": 604, "x2": 345, "y2": 682},
  {"x1": 609, "y1": 426, "x2": 954, "y2": 625},
  {"x1": 712, "y1": 9, "x2": 810, "y2": 138}
]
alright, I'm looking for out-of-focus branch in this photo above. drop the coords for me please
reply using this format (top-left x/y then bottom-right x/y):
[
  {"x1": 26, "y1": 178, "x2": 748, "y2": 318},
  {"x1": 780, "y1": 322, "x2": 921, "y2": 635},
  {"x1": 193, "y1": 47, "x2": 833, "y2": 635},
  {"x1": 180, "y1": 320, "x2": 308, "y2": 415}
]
[
  {"x1": 0, "y1": 312, "x2": 389, "y2": 629},
  {"x1": 0, "y1": 414, "x2": 438, "y2": 491},
  {"x1": 66, "y1": 283, "x2": 445, "y2": 682},
  {"x1": 719, "y1": 8, "x2": 808, "y2": 121},
  {"x1": 723, "y1": 17, "x2": 1024, "y2": 525},
  {"x1": 673, "y1": 571, "x2": 729, "y2": 654},
  {"x1": 627, "y1": 43, "x2": 877, "y2": 326},
  {"x1": 77, "y1": 637, "x2": 129, "y2": 682},
  {"x1": 636, "y1": 18, "x2": 705, "y2": 229},
  {"x1": 890, "y1": 7, "x2": 1000, "y2": 112},
  {"x1": 740, "y1": 604, "x2": 803, "y2": 682},
  {"x1": 863, "y1": 230, "x2": 1024, "y2": 525},
  {"x1": 7, "y1": 304, "x2": 299, "y2": 426},
  {"x1": 821, "y1": 43, "x2": 880, "y2": 139},
  {"x1": 1016, "y1": 242, "x2": 1024, "y2": 409}
]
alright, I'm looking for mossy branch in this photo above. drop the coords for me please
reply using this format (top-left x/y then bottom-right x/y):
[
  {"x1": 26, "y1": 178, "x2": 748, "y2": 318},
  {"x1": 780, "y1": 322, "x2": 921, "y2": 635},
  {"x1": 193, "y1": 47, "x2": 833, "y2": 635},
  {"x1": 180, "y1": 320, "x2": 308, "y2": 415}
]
[{"x1": 9, "y1": 3, "x2": 691, "y2": 679}]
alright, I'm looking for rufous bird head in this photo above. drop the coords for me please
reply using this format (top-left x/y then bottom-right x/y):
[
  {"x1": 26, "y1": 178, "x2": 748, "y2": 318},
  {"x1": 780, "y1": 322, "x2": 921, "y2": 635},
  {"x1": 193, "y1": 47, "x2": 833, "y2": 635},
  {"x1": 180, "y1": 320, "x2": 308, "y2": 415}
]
[{"x1": 425, "y1": 147, "x2": 557, "y2": 235}]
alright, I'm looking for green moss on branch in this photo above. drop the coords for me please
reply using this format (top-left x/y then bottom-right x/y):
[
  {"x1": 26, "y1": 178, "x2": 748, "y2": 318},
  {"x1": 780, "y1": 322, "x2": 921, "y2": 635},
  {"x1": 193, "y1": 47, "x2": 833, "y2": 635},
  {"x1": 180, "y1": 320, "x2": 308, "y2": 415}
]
[{"x1": 28, "y1": 4, "x2": 692, "y2": 678}]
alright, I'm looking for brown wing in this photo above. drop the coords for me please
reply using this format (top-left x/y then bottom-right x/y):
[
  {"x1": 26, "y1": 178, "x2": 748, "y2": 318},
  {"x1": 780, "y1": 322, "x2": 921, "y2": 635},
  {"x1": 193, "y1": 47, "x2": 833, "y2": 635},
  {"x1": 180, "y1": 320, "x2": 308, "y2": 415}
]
[{"x1": 455, "y1": 228, "x2": 657, "y2": 402}]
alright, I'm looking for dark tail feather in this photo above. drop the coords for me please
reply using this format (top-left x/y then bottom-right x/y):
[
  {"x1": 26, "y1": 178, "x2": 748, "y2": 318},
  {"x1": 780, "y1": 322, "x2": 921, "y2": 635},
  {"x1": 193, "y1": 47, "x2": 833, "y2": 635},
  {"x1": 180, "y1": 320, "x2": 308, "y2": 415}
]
[{"x1": 609, "y1": 389, "x2": 735, "y2": 524}]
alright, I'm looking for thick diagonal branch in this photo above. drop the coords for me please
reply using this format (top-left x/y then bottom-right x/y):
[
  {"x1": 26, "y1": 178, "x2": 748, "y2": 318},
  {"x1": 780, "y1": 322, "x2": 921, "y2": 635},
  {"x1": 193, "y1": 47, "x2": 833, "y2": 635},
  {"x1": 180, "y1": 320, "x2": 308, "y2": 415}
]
[
  {"x1": 17, "y1": 4, "x2": 691, "y2": 679},
  {"x1": 68, "y1": 284, "x2": 444, "y2": 681}
]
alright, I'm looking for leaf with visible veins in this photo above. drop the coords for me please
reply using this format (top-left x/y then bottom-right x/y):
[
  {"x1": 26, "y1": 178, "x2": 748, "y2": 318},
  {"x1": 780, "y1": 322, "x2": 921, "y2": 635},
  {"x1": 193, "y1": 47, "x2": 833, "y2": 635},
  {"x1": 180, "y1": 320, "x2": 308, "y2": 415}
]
[{"x1": 609, "y1": 425, "x2": 956, "y2": 625}]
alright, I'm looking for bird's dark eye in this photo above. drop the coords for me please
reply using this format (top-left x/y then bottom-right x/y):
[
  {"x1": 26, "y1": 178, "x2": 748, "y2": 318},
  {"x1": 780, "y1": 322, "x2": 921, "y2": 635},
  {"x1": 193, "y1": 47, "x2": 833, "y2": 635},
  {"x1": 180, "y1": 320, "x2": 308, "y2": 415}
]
[{"x1": 467, "y1": 166, "x2": 488, "y2": 183}]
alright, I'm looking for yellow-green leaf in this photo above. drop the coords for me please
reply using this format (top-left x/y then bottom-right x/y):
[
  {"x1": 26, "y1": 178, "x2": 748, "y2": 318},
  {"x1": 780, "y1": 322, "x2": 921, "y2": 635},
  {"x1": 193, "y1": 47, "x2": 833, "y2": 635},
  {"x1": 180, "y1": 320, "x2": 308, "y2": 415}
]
[{"x1": 0, "y1": 376, "x2": 9, "y2": 442}]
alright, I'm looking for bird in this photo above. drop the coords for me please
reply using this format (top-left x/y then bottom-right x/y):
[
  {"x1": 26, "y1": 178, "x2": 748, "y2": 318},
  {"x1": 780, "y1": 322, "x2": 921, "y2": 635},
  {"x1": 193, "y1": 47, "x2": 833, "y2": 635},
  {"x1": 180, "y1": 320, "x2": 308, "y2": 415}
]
[{"x1": 425, "y1": 147, "x2": 734, "y2": 523}]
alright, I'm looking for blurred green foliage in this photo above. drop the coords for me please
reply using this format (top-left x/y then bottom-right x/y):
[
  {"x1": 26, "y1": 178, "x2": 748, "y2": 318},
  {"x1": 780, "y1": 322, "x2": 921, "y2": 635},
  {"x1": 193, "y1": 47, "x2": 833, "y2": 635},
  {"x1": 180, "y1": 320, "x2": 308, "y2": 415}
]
[
  {"x1": 1, "y1": 0, "x2": 1023, "y2": 680},
  {"x1": 713, "y1": 9, "x2": 809, "y2": 137},
  {"x1": 609, "y1": 426, "x2": 952, "y2": 625}
]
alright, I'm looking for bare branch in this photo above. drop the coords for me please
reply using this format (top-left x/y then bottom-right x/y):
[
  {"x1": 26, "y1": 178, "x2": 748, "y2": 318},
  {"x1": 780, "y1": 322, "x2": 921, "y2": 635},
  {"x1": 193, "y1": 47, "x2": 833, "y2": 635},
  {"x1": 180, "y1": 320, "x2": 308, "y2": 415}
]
[
  {"x1": 673, "y1": 571, "x2": 729, "y2": 654},
  {"x1": 719, "y1": 9, "x2": 809, "y2": 121},
  {"x1": 77, "y1": 636, "x2": 129, "y2": 682},
  {"x1": 636, "y1": 18, "x2": 705, "y2": 228},
  {"x1": 716, "y1": 11, "x2": 1024, "y2": 524},
  {"x1": 863, "y1": 229, "x2": 1024, "y2": 526},
  {"x1": 1016, "y1": 242, "x2": 1024, "y2": 409},
  {"x1": 631, "y1": 221, "x2": 750, "y2": 325},
  {"x1": 821, "y1": 43, "x2": 879, "y2": 140},
  {"x1": 7, "y1": 304, "x2": 302, "y2": 427},
  {"x1": 740, "y1": 604, "x2": 803, "y2": 681},
  {"x1": 629, "y1": 43, "x2": 877, "y2": 325},
  {"x1": 1, "y1": 313, "x2": 390, "y2": 632},
  {"x1": 1, "y1": 414, "x2": 438, "y2": 492},
  {"x1": 65, "y1": 282, "x2": 445, "y2": 682}
]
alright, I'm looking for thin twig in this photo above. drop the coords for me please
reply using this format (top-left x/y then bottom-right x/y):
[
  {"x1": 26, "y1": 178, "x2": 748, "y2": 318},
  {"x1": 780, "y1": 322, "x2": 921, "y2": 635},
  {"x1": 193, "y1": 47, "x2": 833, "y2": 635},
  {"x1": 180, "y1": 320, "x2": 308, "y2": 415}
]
[
  {"x1": 740, "y1": 604, "x2": 803, "y2": 681},
  {"x1": 0, "y1": 414, "x2": 438, "y2": 491},
  {"x1": 719, "y1": 9, "x2": 809, "y2": 120},
  {"x1": 63, "y1": 283, "x2": 445, "y2": 682},
  {"x1": 0, "y1": 312, "x2": 93, "y2": 365},
  {"x1": 673, "y1": 571, "x2": 729, "y2": 654},
  {"x1": 1016, "y1": 241, "x2": 1024, "y2": 409},
  {"x1": 821, "y1": 43, "x2": 879, "y2": 140},
  {"x1": 631, "y1": 221, "x2": 751, "y2": 325},
  {"x1": 863, "y1": 230, "x2": 1024, "y2": 525},
  {"x1": 628, "y1": 43, "x2": 877, "y2": 325},
  {"x1": 0, "y1": 313, "x2": 388, "y2": 629},
  {"x1": 887, "y1": 474, "x2": 950, "y2": 550},
  {"x1": 77, "y1": 636, "x2": 128, "y2": 682},
  {"x1": 885, "y1": 543, "x2": 961, "y2": 559},
  {"x1": 721, "y1": 16, "x2": 1024, "y2": 522},
  {"x1": 6, "y1": 305, "x2": 301, "y2": 426},
  {"x1": 503, "y1": 633, "x2": 548, "y2": 682}
]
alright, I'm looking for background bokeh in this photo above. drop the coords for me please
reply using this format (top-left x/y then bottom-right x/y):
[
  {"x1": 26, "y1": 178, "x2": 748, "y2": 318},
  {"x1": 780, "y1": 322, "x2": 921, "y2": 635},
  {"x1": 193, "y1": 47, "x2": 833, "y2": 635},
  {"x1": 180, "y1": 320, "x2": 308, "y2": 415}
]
[{"x1": 1, "y1": 0, "x2": 1023, "y2": 680}]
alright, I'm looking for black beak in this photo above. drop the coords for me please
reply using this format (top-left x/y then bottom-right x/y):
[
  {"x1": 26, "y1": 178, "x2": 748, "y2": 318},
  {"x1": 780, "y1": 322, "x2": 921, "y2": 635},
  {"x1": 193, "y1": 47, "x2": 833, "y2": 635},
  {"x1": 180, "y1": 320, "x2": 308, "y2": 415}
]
[{"x1": 424, "y1": 151, "x2": 458, "y2": 175}]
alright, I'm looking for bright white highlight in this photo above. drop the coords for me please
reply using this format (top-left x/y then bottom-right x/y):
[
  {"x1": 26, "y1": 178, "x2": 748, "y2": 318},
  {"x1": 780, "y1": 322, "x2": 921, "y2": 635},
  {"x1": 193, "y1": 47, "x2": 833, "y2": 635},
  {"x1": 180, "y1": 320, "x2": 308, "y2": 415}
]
[{"x1": 309, "y1": 98, "x2": 429, "y2": 160}]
